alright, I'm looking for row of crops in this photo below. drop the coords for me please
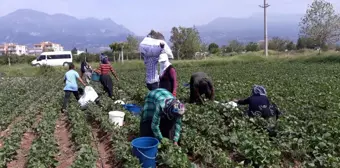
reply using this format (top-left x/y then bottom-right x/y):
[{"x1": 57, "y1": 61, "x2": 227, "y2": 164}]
[{"x1": 1, "y1": 60, "x2": 340, "y2": 167}]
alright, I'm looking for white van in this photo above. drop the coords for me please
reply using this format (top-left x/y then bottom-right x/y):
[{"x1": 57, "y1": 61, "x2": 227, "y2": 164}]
[{"x1": 31, "y1": 51, "x2": 73, "y2": 66}]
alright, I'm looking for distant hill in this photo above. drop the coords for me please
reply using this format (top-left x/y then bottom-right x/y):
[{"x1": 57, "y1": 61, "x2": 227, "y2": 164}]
[
  {"x1": 0, "y1": 9, "x2": 134, "y2": 51},
  {"x1": 196, "y1": 13, "x2": 303, "y2": 45},
  {"x1": 0, "y1": 9, "x2": 305, "y2": 51}
]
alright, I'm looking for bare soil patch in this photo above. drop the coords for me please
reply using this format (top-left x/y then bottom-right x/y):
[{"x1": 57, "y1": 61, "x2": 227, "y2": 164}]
[{"x1": 54, "y1": 113, "x2": 76, "y2": 168}]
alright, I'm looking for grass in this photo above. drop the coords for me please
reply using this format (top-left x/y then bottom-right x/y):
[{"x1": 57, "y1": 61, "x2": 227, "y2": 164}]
[{"x1": 2, "y1": 51, "x2": 340, "y2": 77}]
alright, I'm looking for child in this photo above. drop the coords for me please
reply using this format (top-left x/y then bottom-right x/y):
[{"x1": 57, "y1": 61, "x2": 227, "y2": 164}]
[{"x1": 61, "y1": 63, "x2": 86, "y2": 113}]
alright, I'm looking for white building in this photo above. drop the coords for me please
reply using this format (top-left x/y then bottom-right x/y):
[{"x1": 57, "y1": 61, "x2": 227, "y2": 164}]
[
  {"x1": 0, "y1": 43, "x2": 28, "y2": 56},
  {"x1": 34, "y1": 41, "x2": 64, "y2": 52}
]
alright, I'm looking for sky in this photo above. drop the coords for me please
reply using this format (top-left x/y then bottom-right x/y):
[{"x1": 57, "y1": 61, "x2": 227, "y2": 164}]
[{"x1": 0, "y1": 0, "x2": 339, "y2": 35}]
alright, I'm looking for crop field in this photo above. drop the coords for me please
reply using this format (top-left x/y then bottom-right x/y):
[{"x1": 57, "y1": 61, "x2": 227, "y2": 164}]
[{"x1": 1, "y1": 57, "x2": 340, "y2": 168}]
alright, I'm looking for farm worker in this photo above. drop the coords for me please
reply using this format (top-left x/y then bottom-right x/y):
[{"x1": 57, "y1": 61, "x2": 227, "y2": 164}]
[
  {"x1": 159, "y1": 52, "x2": 177, "y2": 96},
  {"x1": 95, "y1": 57, "x2": 119, "y2": 99},
  {"x1": 140, "y1": 88, "x2": 185, "y2": 145},
  {"x1": 233, "y1": 85, "x2": 281, "y2": 118},
  {"x1": 99, "y1": 53, "x2": 106, "y2": 63},
  {"x1": 80, "y1": 61, "x2": 92, "y2": 79},
  {"x1": 139, "y1": 30, "x2": 173, "y2": 91},
  {"x1": 189, "y1": 72, "x2": 215, "y2": 104},
  {"x1": 233, "y1": 85, "x2": 281, "y2": 136},
  {"x1": 61, "y1": 63, "x2": 86, "y2": 113}
]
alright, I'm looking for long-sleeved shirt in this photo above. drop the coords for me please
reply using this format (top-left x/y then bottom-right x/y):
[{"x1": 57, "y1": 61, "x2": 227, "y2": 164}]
[
  {"x1": 159, "y1": 65, "x2": 177, "y2": 96},
  {"x1": 190, "y1": 72, "x2": 214, "y2": 101},
  {"x1": 139, "y1": 37, "x2": 173, "y2": 84},
  {"x1": 237, "y1": 95, "x2": 270, "y2": 116},
  {"x1": 141, "y1": 88, "x2": 182, "y2": 142},
  {"x1": 96, "y1": 64, "x2": 116, "y2": 76}
]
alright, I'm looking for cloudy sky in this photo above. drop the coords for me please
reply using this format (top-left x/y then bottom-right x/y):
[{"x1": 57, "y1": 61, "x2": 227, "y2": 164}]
[{"x1": 0, "y1": 0, "x2": 339, "y2": 35}]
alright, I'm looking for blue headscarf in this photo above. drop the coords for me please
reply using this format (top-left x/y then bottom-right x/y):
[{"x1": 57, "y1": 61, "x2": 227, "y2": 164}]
[{"x1": 252, "y1": 85, "x2": 267, "y2": 96}]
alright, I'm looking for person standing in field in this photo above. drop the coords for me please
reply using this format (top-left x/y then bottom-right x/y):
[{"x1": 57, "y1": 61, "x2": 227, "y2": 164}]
[
  {"x1": 99, "y1": 53, "x2": 107, "y2": 63},
  {"x1": 189, "y1": 72, "x2": 215, "y2": 104},
  {"x1": 95, "y1": 57, "x2": 119, "y2": 99},
  {"x1": 139, "y1": 30, "x2": 173, "y2": 91},
  {"x1": 140, "y1": 88, "x2": 185, "y2": 145},
  {"x1": 80, "y1": 60, "x2": 92, "y2": 83},
  {"x1": 61, "y1": 63, "x2": 86, "y2": 113},
  {"x1": 159, "y1": 52, "x2": 177, "y2": 97}
]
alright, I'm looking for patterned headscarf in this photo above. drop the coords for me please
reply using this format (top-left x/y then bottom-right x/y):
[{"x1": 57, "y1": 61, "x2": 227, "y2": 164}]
[
  {"x1": 163, "y1": 99, "x2": 185, "y2": 119},
  {"x1": 252, "y1": 85, "x2": 267, "y2": 96}
]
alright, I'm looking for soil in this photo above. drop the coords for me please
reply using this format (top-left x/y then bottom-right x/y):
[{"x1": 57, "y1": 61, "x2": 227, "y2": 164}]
[
  {"x1": 0, "y1": 116, "x2": 23, "y2": 148},
  {"x1": 54, "y1": 113, "x2": 76, "y2": 168},
  {"x1": 6, "y1": 132, "x2": 36, "y2": 168},
  {"x1": 6, "y1": 114, "x2": 41, "y2": 168},
  {"x1": 91, "y1": 122, "x2": 114, "y2": 168}
]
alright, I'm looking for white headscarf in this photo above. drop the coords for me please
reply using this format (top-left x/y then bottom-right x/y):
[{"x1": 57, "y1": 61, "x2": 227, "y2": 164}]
[{"x1": 159, "y1": 53, "x2": 171, "y2": 76}]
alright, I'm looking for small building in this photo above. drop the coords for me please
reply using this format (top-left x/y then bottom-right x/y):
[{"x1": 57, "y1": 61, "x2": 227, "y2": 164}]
[
  {"x1": 0, "y1": 43, "x2": 28, "y2": 56},
  {"x1": 34, "y1": 41, "x2": 64, "y2": 52}
]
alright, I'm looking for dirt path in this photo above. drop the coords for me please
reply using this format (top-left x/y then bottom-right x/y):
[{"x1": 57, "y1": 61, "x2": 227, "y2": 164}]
[
  {"x1": 54, "y1": 113, "x2": 76, "y2": 168},
  {"x1": 91, "y1": 122, "x2": 114, "y2": 168},
  {"x1": 6, "y1": 132, "x2": 36, "y2": 168},
  {"x1": 6, "y1": 114, "x2": 42, "y2": 168}
]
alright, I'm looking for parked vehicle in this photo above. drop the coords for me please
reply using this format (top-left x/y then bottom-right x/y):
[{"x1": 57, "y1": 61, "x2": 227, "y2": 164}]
[{"x1": 31, "y1": 51, "x2": 72, "y2": 66}]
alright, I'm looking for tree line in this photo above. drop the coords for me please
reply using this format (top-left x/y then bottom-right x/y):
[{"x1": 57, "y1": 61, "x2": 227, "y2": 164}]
[
  {"x1": 1, "y1": 0, "x2": 339, "y2": 65},
  {"x1": 102, "y1": 0, "x2": 340, "y2": 59}
]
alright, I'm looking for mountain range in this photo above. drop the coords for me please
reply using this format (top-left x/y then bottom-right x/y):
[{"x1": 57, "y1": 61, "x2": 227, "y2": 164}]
[
  {"x1": 0, "y1": 9, "x2": 303, "y2": 51},
  {"x1": 196, "y1": 13, "x2": 302, "y2": 45}
]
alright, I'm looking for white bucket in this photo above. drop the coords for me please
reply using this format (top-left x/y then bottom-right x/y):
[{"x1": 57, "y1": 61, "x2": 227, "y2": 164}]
[{"x1": 108, "y1": 111, "x2": 125, "y2": 127}]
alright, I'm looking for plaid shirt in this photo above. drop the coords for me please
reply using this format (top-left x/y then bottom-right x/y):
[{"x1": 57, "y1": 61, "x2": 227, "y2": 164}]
[{"x1": 141, "y1": 88, "x2": 182, "y2": 142}]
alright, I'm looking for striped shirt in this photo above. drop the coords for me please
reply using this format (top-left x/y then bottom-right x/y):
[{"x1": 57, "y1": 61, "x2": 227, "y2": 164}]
[
  {"x1": 141, "y1": 88, "x2": 182, "y2": 142},
  {"x1": 97, "y1": 64, "x2": 115, "y2": 75}
]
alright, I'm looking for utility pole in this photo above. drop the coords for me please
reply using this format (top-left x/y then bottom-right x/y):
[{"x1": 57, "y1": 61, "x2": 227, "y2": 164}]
[{"x1": 259, "y1": 0, "x2": 270, "y2": 57}]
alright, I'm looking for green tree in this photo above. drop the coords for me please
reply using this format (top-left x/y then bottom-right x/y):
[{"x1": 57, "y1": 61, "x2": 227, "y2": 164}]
[
  {"x1": 126, "y1": 35, "x2": 139, "y2": 52},
  {"x1": 268, "y1": 37, "x2": 289, "y2": 51},
  {"x1": 297, "y1": 37, "x2": 319, "y2": 49},
  {"x1": 245, "y1": 42, "x2": 259, "y2": 52},
  {"x1": 286, "y1": 41, "x2": 296, "y2": 51},
  {"x1": 147, "y1": 30, "x2": 165, "y2": 40},
  {"x1": 228, "y1": 40, "x2": 244, "y2": 53},
  {"x1": 296, "y1": 37, "x2": 306, "y2": 49},
  {"x1": 71, "y1": 47, "x2": 78, "y2": 55},
  {"x1": 170, "y1": 26, "x2": 201, "y2": 59},
  {"x1": 109, "y1": 42, "x2": 126, "y2": 61},
  {"x1": 208, "y1": 43, "x2": 219, "y2": 54},
  {"x1": 300, "y1": 0, "x2": 340, "y2": 47},
  {"x1": 336, "y1": 45, "x2": 340, "y2": 51},
  {"x1": 200, "y1": 43, "x2": 208, "y2": 53}
]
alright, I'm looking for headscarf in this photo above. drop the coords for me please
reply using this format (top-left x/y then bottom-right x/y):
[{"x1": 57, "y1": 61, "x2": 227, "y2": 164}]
[
  {"x1": 159, "y1": 53, "x2": 171, "y2": 76},
  {"x1": 252, "y1": 85, "x2": 267, "y2": 96},
  {"x1": 163, "y1": 98, "x2": 185, "y2": 120},
  {"x1": 101, "y1": 57, "x2": 109, "y2": 64}
]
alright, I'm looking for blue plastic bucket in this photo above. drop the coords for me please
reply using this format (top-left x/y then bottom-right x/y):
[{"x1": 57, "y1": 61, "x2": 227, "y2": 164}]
[
  {"x1": 123, "y1": 104, "x2": 142, "y2": 115},
  {"x1": 91, "y1": 72, "x2": 100, "y2": 82},
  {"x1": 131, "y1": 137, "x2": 159, "y2": 168}
]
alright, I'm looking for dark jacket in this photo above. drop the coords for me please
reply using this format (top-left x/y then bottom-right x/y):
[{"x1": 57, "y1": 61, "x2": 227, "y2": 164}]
[
  {"x1": 159, "y1": 65, "x2": 177, "y2": 96},
  {"x1": 237, "y1": 95, "x2": 280, "y2": 119},
  {"x1": 189, "y1": 72, "x2": 214, "y2": 103}
]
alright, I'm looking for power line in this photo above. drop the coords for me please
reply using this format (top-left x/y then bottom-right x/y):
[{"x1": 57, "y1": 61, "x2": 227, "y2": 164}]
[{"x1": 259, "y1": 0, "x2": 270, "y2": 57}]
